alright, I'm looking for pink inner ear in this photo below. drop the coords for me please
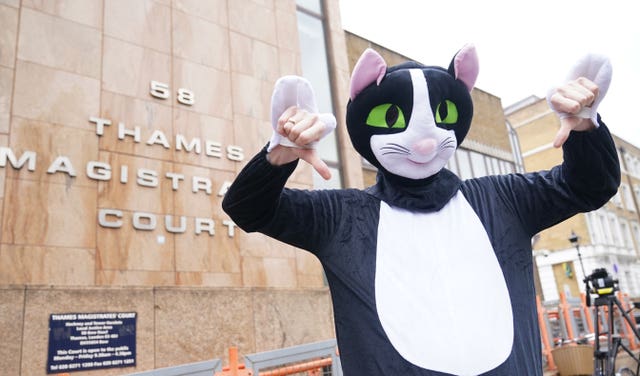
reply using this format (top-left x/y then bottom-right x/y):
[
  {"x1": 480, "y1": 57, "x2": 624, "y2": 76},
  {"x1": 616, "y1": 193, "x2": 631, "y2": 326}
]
[
  {"x1": 454, "y1": 44, "x2": 479, "y2": 92},
  {"x1": 350, "y1": 48, "x2": 387, "y2": 100}
]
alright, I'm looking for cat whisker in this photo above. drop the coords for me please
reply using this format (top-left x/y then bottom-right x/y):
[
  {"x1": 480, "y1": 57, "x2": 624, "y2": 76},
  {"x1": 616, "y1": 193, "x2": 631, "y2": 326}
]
[
  {"x1": 439, "y1": 139, "x2": 456, "y2": 148},
  {"x1": 382, "y1": 151, "x2": 410, "y2": 156},
  {"x1": 387, "y1": 143, "x2": 410, "y2": 152},
  {"x1": 381, "y1": 146, "x2": 410, "y2": 154}
]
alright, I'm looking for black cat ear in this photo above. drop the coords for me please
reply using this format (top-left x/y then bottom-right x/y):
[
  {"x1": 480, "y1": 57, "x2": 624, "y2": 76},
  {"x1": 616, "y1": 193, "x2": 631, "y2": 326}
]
[{"x1": 447, "y1": 44, "x2": 479, "y2": 92}]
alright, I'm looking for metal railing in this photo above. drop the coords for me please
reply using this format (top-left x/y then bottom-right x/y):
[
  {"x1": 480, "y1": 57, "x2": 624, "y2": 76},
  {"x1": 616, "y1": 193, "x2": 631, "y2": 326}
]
[
  {"x1": 126, "y1": 359, "x2": 223, "y2": 376},
  {"x1": 124, "y1": 340, "x2": 341, "y2": 376},
  {"x1": 243, "y1": 340, "x2": 342, "y2": 376}
]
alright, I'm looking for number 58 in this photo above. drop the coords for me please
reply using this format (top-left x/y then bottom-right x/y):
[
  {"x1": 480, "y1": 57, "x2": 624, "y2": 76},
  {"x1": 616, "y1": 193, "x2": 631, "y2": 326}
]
[{"x1": 150, "y1": 80, "x2": 195, "y2": 106}]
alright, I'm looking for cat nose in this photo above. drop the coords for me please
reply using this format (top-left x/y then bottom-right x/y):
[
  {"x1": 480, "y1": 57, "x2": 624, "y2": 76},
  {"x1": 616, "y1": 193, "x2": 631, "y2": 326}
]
[{"x1": 413, "y1": 138, "x2": 437, "y2": 156}]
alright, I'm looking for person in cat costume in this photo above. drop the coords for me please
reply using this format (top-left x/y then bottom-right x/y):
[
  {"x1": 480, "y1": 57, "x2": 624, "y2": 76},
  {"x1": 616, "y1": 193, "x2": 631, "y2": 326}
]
[{"x1": 222, "y1": 45, "x2": 620, "y2": 375}]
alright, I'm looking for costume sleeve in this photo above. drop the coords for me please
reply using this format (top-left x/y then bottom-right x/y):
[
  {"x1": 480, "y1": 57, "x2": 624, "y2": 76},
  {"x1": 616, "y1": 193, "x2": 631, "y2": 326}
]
[
  {"x1": 464, "y1": 117, "x2": 620, "y2": 236},
  {"x1": 221, "y1": 146, "x2": 341, "y2": 253}
]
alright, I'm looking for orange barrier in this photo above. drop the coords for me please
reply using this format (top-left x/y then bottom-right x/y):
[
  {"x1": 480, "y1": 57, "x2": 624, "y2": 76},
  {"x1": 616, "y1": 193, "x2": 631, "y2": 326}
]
[
  {"x1": 215, "y1": 346, "x2": 334, "y2": 376},
  {"x1": 259, "y1": 357, "x2": 332, "y2": 376},
  {"x1": 617, "y1": 291, "x2": 638, "y2": 350},
  {"x1": 537, "y1": 295, "x2": 557, "y2": 371},
  {"x1": 558, "y1": 292, "x2": 577, "y2": 341},
  {"x1": 214, "y1": 347, "x2": 253, "y2": 376},
  {"x1": 580, "y1": 293, "x2": 594, "y2": 334}
]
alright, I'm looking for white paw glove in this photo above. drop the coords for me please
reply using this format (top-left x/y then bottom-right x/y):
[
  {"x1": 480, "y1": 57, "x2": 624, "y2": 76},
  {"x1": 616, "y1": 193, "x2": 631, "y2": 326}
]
[
  {"x1": 547, "y1": 53, "x2": 612, "y2": 126},
  {"x1": 268, "y1": 76, "x2": 336, "y2": 152}
]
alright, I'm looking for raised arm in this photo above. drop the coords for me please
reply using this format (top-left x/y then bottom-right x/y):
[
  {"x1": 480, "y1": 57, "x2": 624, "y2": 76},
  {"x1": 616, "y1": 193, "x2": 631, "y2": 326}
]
[
  {"x1": 466, "y1": 56, "x2": 620, "y2": 235},
  {"x1": 222, "y1": 76, "x2": 339, "y2": 251}
]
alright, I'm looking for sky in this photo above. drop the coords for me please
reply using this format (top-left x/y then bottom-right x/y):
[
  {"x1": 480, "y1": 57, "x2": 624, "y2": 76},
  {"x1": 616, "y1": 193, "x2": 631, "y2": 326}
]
[{"x1": 339, "y1": 0, "x2": 640, "y2": 148}]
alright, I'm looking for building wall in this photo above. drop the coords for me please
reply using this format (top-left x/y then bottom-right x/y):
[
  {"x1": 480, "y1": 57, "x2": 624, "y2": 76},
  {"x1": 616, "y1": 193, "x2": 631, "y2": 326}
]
[
  {"x1": 507, "y1": 95, "x2": 640, "y2": 301},
  {"x1": 0, "y1": 1, "x2": 348, "y2": 374}
]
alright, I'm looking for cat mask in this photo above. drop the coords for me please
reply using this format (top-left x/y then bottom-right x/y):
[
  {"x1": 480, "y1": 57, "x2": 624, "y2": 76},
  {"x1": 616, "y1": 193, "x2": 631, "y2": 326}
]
[{"x1": 346, "y1": 45, "x2": 479, "y2": 180}]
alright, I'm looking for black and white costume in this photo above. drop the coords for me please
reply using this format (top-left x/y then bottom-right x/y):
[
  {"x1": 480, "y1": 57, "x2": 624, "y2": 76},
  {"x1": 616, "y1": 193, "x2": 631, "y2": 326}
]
[{"x1": 222, "y1": 46, "x2": 620, "y2": 375}]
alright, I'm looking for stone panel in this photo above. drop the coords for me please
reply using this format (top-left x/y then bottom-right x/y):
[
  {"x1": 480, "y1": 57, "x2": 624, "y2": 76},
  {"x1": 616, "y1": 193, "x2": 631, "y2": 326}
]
[
  {"x1": 242, "y1": 256, "x2": 297, "y2": 288},
  {"x1": 172, "y1": 109, "x2": 236, "y2": 171},
  {"x1": 277, "y1": 48, "x2": 301, "y2": 76},
  {"x1": 231, "y1": 72, "x2": 271, "y2": 120},
  {"x1": 20, "y1": 287, "x2": 155, "y2": 376},
  {"x1": 230, "y1": 114, "x2": 271, "y2": 175},
  {"x1": 171, "y1": 164, "x2": 234, "y2": 219},
  {"x1": 0, "y1": 66, "x2": 12, "y2": 133},
  {"x1": 228, "y1": 0, "x2": 277, "y2": 46},
  {"x1": 96, "y1": 208, "x2": 175, "y2": 271},
  {"x1": 252, "y1": 289, "x2": 334, "y2": 352},
  {"x1": 12, "y1": 61, "x2": 100, "y2": 128},
  {"x1": 0, "y1": 0, "x2": 18, "y2": 7},
  {"x1": 172, "y1": 9, "x2": 229, "y2": 70},
  {"x1": 295, "y1": 250, "x2": 325, "y2": 288},
  {"x1": 237, "y1": 231, "x2": 296, "y2": 259},
  {"x1": 173, "y1": 0, "x2": 228, "y2": 26},
  {"x1": 2, "y1": 178, "x2": 97, "y2": 248},
  {"x1": 274, "y1": 4, "x2": 299, "y2": 52},
  {"x1": 99, "y1": 91, "x2": 174, "y2": 161},
  {"x1": 154, "y1": 288, "x2": 255, "y2": 367},
  {"x1": 173, "y1": 58, "x2": 232, "y2": 120},
  {"x1": 7, "y1": 117, "x2": 99, "y2": 187},
  {"x1": 17, "y1": 8, "x2": 101, "y2": 78},
  {"x1": 96, "y1": 270, "x2": 175, "y2": 286},
  {"x1": 0, "y1": 135, "x2": 6, "y2": 200},
  {"x1": 175, "y1": 271, "x2": 242, "y2": 287},
  {"x1": 0, "y1": 4, "x2": 18, "y2": 68},
  {"x1": 104, "y1": 0, "x2": 170, "y2": 53},
  {"x1": 96, "y1": 151, "x2": 175, "y2": 213},
  {"x1": 0, "y1": 245, "x2": 95, "y2": 285},
  {"x1": 102, "y1": 37, "x2": 171, "y2": 101},
  {"x1": 22, "y1": 0, "x2": 103, "y2": 28},
  {"x1": 229, "y1": 32, "x2": 279, "y2": 82},
  {"x1": 174, "y1": 215, "x2": 241, "y2": 275},
  {"x1": 0, "y1": 287, "x2": 24, "y2": 376}
]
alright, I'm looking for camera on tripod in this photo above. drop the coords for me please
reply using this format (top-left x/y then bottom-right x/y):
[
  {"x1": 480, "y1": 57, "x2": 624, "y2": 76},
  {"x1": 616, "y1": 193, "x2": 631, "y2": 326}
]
[{"x1": 584, "y1": 267, "x2": 618, "y2": 297}]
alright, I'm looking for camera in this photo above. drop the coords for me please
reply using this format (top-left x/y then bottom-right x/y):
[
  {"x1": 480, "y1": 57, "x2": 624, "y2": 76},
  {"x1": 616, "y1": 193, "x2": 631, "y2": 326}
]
[{"x1": 584, "y1": 267, "x2": 618, "y2": 296}]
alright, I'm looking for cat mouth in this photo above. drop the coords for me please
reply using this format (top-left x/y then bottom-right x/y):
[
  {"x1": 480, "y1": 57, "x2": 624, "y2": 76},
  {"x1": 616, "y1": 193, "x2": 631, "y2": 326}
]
[{"x1": 407, "y1": 156, "x2": 436, "y2": 165}]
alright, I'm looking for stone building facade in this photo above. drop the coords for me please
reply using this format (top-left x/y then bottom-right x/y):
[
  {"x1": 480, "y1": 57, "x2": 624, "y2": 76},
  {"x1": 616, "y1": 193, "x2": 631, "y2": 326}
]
[{"x1": 0, "y1": 1, "x2": 347, "y2": 374}]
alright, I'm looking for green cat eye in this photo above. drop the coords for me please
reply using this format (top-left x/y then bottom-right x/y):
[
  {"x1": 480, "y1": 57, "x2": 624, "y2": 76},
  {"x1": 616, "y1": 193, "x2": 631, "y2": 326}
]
[
  {"x1": 435, "y1": 100, "x2": 458, "y2": 124},
  {"x1": 366, "y1": 103, "x2": 406, "y2": 129}
]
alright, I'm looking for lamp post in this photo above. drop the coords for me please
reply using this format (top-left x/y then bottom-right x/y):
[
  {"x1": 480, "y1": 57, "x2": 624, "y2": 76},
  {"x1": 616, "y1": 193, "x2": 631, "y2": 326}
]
[{"x1": 569, "y1": 230, "x2": 587, "y2": 279}]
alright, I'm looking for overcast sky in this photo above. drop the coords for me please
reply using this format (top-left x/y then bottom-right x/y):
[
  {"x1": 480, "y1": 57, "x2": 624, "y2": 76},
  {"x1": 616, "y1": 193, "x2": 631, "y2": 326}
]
[{"x1": 339, "y1": 0, "x2": 640, "y2": 148}]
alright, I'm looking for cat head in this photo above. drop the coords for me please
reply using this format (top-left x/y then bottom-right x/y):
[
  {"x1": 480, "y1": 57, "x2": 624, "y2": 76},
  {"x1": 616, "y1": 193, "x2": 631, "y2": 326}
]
[{"x1": 346, "y1": 45, "x2": 478, "y2": 180}]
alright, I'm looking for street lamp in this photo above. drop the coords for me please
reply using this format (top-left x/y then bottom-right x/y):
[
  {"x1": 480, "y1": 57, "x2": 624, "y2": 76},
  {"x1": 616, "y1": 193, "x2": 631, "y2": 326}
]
[{"x1": 569, "y1": 230, "x2": 587, "y2": 278}]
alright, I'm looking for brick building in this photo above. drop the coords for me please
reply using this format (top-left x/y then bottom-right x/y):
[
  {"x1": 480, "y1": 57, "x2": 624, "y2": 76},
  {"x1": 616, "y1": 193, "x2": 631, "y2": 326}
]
[{"x1": 506, "y1": 96, "x2": 640, "y2": 302}]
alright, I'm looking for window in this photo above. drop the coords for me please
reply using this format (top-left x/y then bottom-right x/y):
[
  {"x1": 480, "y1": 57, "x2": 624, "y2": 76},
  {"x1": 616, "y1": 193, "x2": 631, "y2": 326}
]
[
  {"x1": 491, "y1": 158, "x2": 500, "y2": 176},
  {"x1": 446, "y1": 154, "x2": 459, "y2": 176},
  {"x1": 611, "y1": 191, "x2": 622, "y2": 208},
  {"x1": 632, "y1": 221, "x2": 640, "y2": 250},
  {"x1": 456, "y1": 149, "x2": 473, "y2": 180},
  {"x1": 469, "y1": 151, "x2": 487, "y2": 178},
  {"x1": 620, "y1": 219, "x2": 633, "y2": 249},
  {"x1": 599, "y1": 212, "x2": 611, "y2": 245},
  {"x1": 507, "y1": 121, "x2": 525, "y2": 173},
  {"x1": 621, "y1": 183, "x2": 635, "y2": 212},
  {"x1": 587, "y1": 211, "x2": 601, "y2": 244},
  {"x1": 296, "y1": 0, "x2": 342, "y2": 188},
  {"x1": 500, "y1": 160, "x2": 514, "y2": 174},
  {"x1": 609, "y1": 213, "x2": 622, "y2": 246}
]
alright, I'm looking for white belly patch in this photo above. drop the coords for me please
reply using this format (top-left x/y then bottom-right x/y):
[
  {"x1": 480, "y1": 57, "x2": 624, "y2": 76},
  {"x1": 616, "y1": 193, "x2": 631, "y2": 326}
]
[{"x1": 375, "y1": 192, "x2": 513, "y2": 375}]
